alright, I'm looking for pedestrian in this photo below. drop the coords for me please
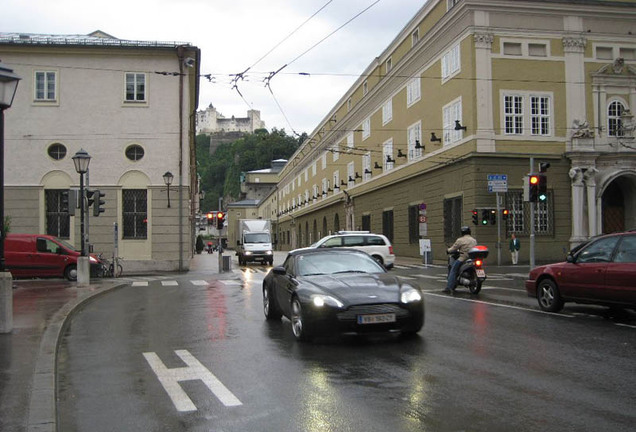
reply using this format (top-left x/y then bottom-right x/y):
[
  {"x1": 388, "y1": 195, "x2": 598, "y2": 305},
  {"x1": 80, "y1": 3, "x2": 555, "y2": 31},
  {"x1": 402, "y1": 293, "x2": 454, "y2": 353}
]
[{"x1": 509, "y1": 233, "x2": 520, "y2": 265}]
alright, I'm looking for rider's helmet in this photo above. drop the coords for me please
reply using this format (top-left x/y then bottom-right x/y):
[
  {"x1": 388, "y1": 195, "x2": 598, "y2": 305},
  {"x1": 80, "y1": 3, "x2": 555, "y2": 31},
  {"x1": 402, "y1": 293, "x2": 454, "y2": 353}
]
[{"x1": 460, "y1": 226, "x2": 471, "y2": 236}]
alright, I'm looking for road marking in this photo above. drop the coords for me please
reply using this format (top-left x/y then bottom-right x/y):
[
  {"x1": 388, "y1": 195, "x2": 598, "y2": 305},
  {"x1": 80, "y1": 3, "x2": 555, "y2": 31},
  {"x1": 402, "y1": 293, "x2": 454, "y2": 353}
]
[
  {"x1": 191, "y1": 280, "x2": 208, "y2": 286},
  {"x1": 132, "y1": 281, "x2": 148, "y2": 286},
  {"x1": 143, "y1": 350, "x2": 242, "y2": 412},
  {"x1": 414, "y1": 274, "x2": 445, "y2": 280},
  {"x1": 161, "y1": 280, "x2": 179, "y2": 286}
]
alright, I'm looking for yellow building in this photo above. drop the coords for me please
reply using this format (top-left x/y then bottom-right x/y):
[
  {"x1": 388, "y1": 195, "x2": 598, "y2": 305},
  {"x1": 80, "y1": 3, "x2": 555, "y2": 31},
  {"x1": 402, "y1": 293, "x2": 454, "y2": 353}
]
[{"x1": 264, "y1": 0, "x2": 636, "y2": 265}]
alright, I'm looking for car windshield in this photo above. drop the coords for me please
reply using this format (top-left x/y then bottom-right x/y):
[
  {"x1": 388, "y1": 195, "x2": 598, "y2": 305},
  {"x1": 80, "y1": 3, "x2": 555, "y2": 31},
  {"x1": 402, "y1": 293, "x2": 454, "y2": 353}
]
[
  {"x1": 296, "y1": 251, "x2": 385, "y2": 276},
  {"x1": 55, "y1": 237, "x2": 78, "y2": 252},
  {"x1": 244, "y1": 233, "x2": 270, "y2": 243}
]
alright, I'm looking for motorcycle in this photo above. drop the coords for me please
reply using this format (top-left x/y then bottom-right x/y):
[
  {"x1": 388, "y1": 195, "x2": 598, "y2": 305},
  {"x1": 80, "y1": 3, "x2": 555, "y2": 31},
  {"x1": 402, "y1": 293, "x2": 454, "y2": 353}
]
[{"x1": 447, "y1": 245, "x2": 489, "y2": 294}]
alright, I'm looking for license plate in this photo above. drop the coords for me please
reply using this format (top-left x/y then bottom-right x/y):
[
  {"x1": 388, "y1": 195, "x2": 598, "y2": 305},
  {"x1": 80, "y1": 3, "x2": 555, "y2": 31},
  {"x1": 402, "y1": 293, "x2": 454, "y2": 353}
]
[
  {"x1": 476, "y1": 269, "x2": 486, "y2": 278},
  {"x1": 357, "y1": 313, "x2": 396, "y2": 324}
]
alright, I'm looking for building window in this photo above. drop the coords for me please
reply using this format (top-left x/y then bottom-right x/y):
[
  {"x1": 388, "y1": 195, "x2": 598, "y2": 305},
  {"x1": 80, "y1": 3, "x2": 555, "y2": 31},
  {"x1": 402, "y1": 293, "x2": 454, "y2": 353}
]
[
  {"x1": 363, "y1": 153, "x2": 371, "y2": 181},
  {"x1": 45, "y1": 189, "x2": 70, "y2": 239},
  {"x1": 347, "y1": 133, "x2": 354, "y2": 149},
  {"x1": 596, "y1": 46, "x2": 613, "y2": 60},
  {"x1": 382, "y1": 210, "x2": 394, "y2": 242},
  {"x1": 383, "y1": 139, "x2": 394, "y2": 171},
  {"x1": 504, "y1": 95, "x2": 524, "y2": 134},
  {"x1": 347, "y1": 162, "x2": 355, "y2": 188},
  {"x1": 321, "y1": 153, "x2": 327, "y2": 170},
  {"x1": 332, "y1": 144, "x2": 339, "y2": 162},
  {"x1": 408, "y1": 122, "x2": 422, "y2": 160},
  {"x1": 528, "y1": 43, "x2": 547, "y2": 57},
  {"x1": 363, "y1": 80, "x2": 368, "y2": 96},
  {"x1": 125, "y1": 144, "x2": 145, "y2": 161},
  {"x1": 608, "y1": 100, "x2": 626, "y2": 137},
  {"x1": 443, "y1": 99, "x2": 463, "y2": 144},
  {"x1": 362, "y1": 118, "x2": 371, "y2": 140},
  {"x1": 503, "y1": 42, "x2": 522, "y2": 56},
  {"x1": 412, "y1": 29, "x2": 420, "y2": 47},
  {"x1": 408, "y1": 205, "x2": 420, "y2": 244},
  {"x1": 347, "y1": 98, "x2": 352, "y2": 111},
  {"x1": 441, "y1": 44, "x2": 460, "y2": 81},
  {"x1": 125, "y1": 72, "x2": 146, "y2": 102},
  {"x1": 406, "y1": 77, "x2": 421, "y2": 107},
  {"x1": 47, "y1": 143, "x2": 67, "y2": 160},
  {"x1": 505, "y1": 190, "x2": 553, "y2": 235},
  {"x1": 386, "y1": 57, "x2": 392, "y2": 74},
  {"x1": 382, "y1": 99, "x2": 393, "y2": 125},
  {"x1": 531, "y1": 96, "x2": 550, "y2": 136},
  {"x1": 123, "y1": 189, "x2": 147, "y2": 239},
  {"x1": 362, "y1": 214, "x2": 371, "y2": 232},
  {"x1": 35, "y1": 71, "x2": 57, "y2": 102},
  {"x1": 443, "y1": 197, "x2": 462, "y2": 244},
  {"x1": 619, "y1": 48, "x2": 635, "y2": 60},
  {"x1": 333, "y1": 170, "x2": 340, "y2": 191},
  {"x1": 447, "y1": 0, "x2": 460, "y2": 10}
]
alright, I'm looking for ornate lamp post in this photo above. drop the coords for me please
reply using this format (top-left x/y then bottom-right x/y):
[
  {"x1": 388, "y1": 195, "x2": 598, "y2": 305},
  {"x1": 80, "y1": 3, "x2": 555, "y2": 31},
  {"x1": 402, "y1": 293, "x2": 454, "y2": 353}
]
[
  {"x1": 0, "y1": 61, "x2": 21, "y2": 271},
  {"x1": 72, "y1": 149, "x2": 91, "y2": 257},
  {"x1": 0, "y1": 60, "x2": 21, "y2": 334},
  {"x1": 163, "y1": 171, "x2": 174, "y2": 208}
]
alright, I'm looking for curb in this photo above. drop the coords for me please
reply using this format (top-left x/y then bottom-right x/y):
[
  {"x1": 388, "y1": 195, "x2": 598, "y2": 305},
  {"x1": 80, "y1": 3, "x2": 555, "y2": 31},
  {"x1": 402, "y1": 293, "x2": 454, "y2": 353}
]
[{"x1": 27, "y1": 282, "x2": 128, "y2": 432}]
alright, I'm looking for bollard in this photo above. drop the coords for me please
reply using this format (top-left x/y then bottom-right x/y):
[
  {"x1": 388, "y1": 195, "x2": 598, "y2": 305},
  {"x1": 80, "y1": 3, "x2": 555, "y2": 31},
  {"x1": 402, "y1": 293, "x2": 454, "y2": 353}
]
[{"x1": 0, "y1": 272, "x2": 13, "y2": 333}]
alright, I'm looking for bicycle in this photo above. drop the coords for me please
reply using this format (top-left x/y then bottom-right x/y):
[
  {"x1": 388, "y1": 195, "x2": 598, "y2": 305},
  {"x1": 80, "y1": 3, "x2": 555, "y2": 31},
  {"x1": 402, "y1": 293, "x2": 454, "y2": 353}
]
[{"x1": 97, "y1": 254, "x2": 124, "y2": 278}]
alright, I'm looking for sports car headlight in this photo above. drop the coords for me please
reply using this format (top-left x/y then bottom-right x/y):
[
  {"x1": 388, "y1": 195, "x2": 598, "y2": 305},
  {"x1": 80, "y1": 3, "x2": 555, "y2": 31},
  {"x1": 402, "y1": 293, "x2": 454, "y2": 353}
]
[
  {"x1": 312, "y1": 295, "x2": 344, "y2": 308},
  {"x1": 401, "y1": 288, "x2": 422, "y2": 303}
]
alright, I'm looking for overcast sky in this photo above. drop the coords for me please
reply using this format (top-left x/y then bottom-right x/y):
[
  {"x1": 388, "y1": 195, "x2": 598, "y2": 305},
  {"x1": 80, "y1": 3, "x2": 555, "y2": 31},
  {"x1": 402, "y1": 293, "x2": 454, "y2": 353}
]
[{"x1": 1, "y1": 0, "x2": 425, "y2": 135}]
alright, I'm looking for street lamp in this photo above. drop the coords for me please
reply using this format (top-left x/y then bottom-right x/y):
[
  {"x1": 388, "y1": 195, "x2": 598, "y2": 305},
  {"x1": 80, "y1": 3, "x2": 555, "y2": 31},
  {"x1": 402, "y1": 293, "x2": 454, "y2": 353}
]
[
  {"x1": 72, "y1": 149, "x2": 91, "y2": 257},
  {"x1": 163, "y1": 171, "x2": 174, "y2": 208},
  {"x1": 0, "y1": 60, "x2": 21, "y2": 271}
]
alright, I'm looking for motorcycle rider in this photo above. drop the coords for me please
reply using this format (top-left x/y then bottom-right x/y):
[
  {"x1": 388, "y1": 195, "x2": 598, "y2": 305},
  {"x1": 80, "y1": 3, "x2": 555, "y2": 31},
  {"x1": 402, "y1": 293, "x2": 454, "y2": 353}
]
[{"x1": 445, "y1": 226, "x2": 477, "y2": 294}]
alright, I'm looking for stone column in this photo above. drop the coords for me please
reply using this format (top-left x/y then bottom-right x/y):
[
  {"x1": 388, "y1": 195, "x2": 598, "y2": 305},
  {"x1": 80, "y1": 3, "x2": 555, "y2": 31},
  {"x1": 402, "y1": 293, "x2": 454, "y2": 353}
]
[
  {"x1": 584, "y1": 168, "x2": 599, "y2": 237},
  {"x1": 569, "y1": 167, "x2": 586, "y2": 247},
  {"x1": 563, "y1": 36, "x2": 587, "y2": 135},
  {"x1": 474, "y1": 32, "x2": 495, "y2": 152}
]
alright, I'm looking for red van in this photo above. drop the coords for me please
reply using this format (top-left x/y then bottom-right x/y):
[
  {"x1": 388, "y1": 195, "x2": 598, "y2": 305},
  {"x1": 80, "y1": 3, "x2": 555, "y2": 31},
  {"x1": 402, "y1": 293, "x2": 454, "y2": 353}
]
[{"x1": 4, "y1": 234, "x2": 100, "y2": 281}]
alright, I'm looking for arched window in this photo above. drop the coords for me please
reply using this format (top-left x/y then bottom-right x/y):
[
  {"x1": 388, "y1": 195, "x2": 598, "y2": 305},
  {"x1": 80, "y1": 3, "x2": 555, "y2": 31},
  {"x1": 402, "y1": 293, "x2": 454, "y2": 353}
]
[{"x1": 608, "y1": 100, "x2": 625, "y2": 137}]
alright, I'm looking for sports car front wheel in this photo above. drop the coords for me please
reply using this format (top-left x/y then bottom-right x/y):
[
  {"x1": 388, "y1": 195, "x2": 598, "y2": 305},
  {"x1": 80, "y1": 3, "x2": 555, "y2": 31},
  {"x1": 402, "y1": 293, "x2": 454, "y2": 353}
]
[{"x1": 291, "y1": 298, "x2": 312, "y2": 342}]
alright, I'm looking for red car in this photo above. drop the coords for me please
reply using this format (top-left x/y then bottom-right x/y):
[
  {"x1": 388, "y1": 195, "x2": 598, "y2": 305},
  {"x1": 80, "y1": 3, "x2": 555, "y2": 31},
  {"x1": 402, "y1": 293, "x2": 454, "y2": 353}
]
[{"x1": 525, "y1": 231, "x2": 636, "y2": 312}]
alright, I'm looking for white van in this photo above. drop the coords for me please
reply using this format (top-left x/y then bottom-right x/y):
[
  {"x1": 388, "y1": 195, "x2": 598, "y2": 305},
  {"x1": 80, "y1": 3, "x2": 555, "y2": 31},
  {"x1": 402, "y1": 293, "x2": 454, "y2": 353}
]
[{"x1": 310, "y1": 231, "x2": 395, "y2": 269}]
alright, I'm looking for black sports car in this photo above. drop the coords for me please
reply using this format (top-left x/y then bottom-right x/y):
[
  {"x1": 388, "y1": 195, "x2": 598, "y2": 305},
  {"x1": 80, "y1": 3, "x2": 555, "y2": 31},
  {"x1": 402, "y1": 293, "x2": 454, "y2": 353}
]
[{"x1": 262, "y1": 248, "x2": 424, "y2": 341}]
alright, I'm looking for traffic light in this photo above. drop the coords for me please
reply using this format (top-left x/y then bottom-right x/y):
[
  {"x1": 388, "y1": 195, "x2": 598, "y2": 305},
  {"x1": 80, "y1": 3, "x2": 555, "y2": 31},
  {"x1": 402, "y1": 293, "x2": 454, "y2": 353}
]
[
  {"x1": 206, "y1": 212, "x2": 214, "y2": 225},
  {"x1": 481, "y1": 209, "x2": 489, "y2": 225},
  {"x1": 502, "y1": 209, "x2": 509, "y2": 220},
  {"x1": 537, "y1": 174, "x2": 547, "y2": 202},
  {"x1": 86, "y1": 189, "x2": 95, "y2": 208},
  {"x1": 528, "y1": 174, "x2": 540, "y2": 202},
  {"x1": 472, "y1": 209, "x2": 479, "y2": 225},
  {"x1": 216, "y1": 211, "x2": 225, "y2": 229},
  {"x1": 93, "y1": 190, "x2": 105, "y2": 216},
  {"x1": 490, "y1": 209, "x2": 497, "y2": 225}
]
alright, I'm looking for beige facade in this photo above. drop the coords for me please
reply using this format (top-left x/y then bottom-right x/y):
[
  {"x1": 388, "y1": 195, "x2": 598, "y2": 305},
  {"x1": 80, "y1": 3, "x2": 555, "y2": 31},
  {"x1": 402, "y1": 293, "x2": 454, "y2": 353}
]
[
  {"x1": 268, "y1": 0, "x2": 636, "y2": 265},
  {"x1": 0, "y1": 32, "x2": 200, "y2": 272}
]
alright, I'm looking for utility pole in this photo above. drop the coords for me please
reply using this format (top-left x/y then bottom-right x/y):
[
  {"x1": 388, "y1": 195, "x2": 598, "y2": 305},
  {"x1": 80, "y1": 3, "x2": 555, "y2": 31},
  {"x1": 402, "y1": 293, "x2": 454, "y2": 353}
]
[{"x1": 529, "y1": 157, "x2": 535, "y2": 269}]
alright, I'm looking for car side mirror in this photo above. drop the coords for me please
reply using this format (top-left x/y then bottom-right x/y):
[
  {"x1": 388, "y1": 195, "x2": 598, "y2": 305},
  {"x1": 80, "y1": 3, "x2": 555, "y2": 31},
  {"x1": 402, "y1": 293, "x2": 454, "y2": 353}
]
[
  {"x1": 566, "y1": 254, "x2": 575, "y2": 263},
  {"x1": 272, "y1": 266, "x2": 286, "y2": 275}
]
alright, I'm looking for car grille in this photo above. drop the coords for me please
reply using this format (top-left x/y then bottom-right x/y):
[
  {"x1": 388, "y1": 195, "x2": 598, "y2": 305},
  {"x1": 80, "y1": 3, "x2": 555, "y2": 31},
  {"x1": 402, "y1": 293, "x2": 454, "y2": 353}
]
[{"x1": 336, "y1": 304, "x2": 409, "y2": 322}]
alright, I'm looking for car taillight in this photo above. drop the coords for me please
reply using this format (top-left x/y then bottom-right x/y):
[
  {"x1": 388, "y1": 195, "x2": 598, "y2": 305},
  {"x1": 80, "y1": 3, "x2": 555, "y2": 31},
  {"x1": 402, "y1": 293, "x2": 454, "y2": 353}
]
[
  {"x1": 389, "y1": 245, "x2": 394, "y2": 255},
  {"x1": 475, "y1": 259, "x2": 483, "y2": 268}
]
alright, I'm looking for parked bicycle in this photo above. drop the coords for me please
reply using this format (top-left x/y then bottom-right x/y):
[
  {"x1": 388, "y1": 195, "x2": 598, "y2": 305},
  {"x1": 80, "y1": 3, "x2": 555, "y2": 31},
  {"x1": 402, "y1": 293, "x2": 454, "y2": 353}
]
[{"x1": 97, "y1": 254, "x2": 123, "y2": 278}]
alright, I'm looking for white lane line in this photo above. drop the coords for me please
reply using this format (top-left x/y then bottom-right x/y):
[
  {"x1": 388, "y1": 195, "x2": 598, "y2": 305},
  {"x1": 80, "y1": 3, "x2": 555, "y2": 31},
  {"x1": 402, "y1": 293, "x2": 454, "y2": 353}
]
[
  {"x1": 132, "y1": 281, "x2": 148, "y2": 287},
  {"x1": 423, "y1": 292, "x2": 575, "y2": 317},
  {"x1": 161, "y1": 280, "x2": 179, "y2": 286},
  {"x1": 143, "y1": 350, "x2": 242, "y2": 412},
  {"x1": 191, "y1": 280, "x2": 208, "y2": 286}
]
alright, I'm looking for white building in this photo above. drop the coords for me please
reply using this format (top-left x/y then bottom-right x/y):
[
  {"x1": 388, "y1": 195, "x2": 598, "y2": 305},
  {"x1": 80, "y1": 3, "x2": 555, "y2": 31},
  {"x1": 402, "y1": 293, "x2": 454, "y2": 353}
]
[{"x1": 0, "y1": 31, "x2": 200, "y2": 273}]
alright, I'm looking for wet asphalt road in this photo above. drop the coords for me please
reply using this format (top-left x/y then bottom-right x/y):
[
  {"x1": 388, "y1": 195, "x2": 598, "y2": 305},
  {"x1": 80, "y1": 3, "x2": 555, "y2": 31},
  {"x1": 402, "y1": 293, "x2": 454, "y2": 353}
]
[{"x1": 56, "y1": 267, "x2": 636, "y2": 432}]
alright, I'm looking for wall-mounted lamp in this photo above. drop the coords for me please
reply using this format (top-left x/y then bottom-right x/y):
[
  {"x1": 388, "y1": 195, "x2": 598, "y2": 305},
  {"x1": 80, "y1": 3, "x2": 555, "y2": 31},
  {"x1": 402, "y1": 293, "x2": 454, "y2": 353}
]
[
  {"x1": 397, "y1": 149, "x2": 407, "y2": 158},
  {"x1": 414, "y1": 140, "x2": 423, "y2": 149},
  {"x1": 374, "y1": 162, "x2": 382, "y2": 170},
  {"x1": 348, "y1": 176, "x2": 355, "y2": 182},
  {"x1": 364, "y1": 168, "x2": 372, "y2": 175},
  {"x1": 386, "y1": 155, "x2": 396, "y2": 163},
  {"x1": 431, "y1": 132, "x2": 442, "y2": 142},
  {"x1": 355, "y1": 172, "x2": 362, "y2": 179},
  {"x1": 455, "y1": 120, "x2": 467, "y2": 131},
  {"x1": 163, "y1": 171, "x2": 174, "y2": 208},
  {"x1": 341, "y1": 180, "x2": 347, "y2": 186}
]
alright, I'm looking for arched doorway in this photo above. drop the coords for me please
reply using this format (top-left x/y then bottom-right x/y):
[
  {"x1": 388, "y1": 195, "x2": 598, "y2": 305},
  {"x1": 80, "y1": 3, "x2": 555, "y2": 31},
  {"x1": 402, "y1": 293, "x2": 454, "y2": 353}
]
[
  {"x1": 334, "y1": 213, "x2": 340, "y2": 232},
  {"x1": 322, "y1": 216, "x2": 328, "y2": 237},
  {"x1": 312, "y1": 219, "x2": 318, "y2": 244},
  {"x1": 602, "y1": 174, "x2": 636, "y2": 233}
]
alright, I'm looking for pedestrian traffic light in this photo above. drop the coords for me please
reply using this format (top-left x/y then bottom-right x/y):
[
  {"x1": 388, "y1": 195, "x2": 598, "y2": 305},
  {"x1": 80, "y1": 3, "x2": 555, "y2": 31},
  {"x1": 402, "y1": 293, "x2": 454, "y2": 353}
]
[
  {"x1": 502, "y1": 208, "x2": 509, "y2": 220},
  {"x1": 481, "y1": 209, "x2": 489, "y2": 225},
  {"x1": 216, "y1": 211, "x2": 225, "y2": 229},
  {"x1": 490, "y1": 209, "x2": 497, "y2": 225},
  {"x1": 528, "y1": 174, "x2": 540, "y2": 202},
  {"x1": 537, "y1": 174, "x2": 547, "y2": 202},
  {"x1": 93, "y1": 190, "x2": 105, "y2": 216},
  {"x1": 472, "y1": 209, "x2": 479, "y2": 225},
  {"x1": 207, "y1": 212, "x2": 214, "y2": 225}
]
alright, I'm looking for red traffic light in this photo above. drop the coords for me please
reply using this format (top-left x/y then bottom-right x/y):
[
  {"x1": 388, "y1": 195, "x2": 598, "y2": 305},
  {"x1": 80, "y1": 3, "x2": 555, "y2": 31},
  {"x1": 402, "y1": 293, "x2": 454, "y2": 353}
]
[
  {"x1": 206, "y1": 212, "x2": 213, "y2": 219},
  {"x1": 529, "y1": 175, "x2": 540, "y2": 185},
  {"x1": 216, "y1": 211, "x2": 224, "y2": 219}
]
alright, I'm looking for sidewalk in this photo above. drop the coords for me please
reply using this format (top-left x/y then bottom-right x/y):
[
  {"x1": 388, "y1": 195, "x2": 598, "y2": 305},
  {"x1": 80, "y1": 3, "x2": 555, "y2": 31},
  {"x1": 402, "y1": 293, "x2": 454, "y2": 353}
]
[{"x1": 0, "y1": 251, "x2": 529, "y2": 432}]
